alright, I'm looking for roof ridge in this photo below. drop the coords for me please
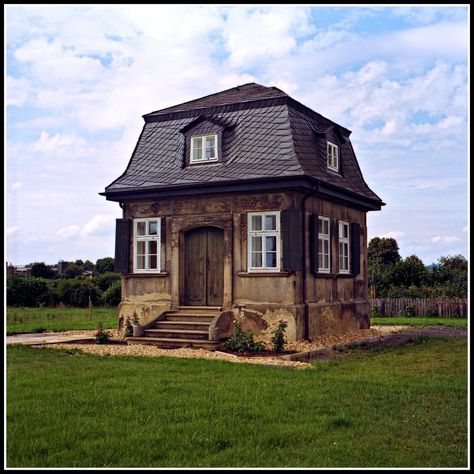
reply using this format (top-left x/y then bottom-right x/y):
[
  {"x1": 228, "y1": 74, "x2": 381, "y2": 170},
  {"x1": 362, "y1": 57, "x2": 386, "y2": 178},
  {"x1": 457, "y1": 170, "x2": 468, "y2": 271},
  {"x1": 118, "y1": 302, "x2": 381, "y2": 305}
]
[{"x1": 144, "y1": 82, "x2": 287, "y2": 117}]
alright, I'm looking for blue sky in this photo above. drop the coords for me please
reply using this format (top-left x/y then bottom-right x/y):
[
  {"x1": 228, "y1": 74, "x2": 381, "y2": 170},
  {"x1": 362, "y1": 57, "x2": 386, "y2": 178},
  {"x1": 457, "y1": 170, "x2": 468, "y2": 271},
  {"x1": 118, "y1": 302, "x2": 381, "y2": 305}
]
[{"x1": 5, "y1": 5, "x2": 468, "y2": 266}]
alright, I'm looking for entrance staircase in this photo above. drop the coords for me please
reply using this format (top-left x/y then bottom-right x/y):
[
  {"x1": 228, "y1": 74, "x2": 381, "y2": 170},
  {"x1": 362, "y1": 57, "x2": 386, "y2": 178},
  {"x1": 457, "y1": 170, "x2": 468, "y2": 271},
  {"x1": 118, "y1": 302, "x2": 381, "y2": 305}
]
[{"x1": 127, "y1": 306, "x2": 228, "y2": 349}]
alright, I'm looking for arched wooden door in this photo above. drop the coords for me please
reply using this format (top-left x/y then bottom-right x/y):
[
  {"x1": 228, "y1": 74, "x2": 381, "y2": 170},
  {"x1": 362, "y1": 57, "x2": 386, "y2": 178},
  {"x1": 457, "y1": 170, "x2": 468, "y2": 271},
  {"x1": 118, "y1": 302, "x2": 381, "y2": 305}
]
[{"x1": 183, "y1": 227, "x2": 224, "y2": 306}]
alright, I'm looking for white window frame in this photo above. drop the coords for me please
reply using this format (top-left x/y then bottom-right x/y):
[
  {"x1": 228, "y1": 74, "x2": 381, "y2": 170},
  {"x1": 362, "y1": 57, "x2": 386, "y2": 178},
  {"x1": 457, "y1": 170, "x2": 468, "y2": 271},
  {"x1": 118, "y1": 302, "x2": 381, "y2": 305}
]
[
  {"x1": 190, "y1": 134, "x2": 218, "y2": 163},
  {"x1": 248, "y1": 211, "x2": 281, "y2": 272},
  {"x1": 133, "y1": 218, "x2": 161, "y2": 273},
  {"x1": 318, "y1": 216, "x2": 331, "y2": 273},
  {"x1": 327, "y1": 141, "x2": 339, "y2": 171},
  {"x1": 338, "y1": 220, "x2": 350, "y2": 274}
]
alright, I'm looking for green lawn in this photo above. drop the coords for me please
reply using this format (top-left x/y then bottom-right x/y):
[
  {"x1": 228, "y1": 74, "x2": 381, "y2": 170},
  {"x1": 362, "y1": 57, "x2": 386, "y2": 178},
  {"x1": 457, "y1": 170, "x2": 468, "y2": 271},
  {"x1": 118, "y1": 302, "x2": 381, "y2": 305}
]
[
  {"x1": 7, "y1": 337, "x2": 467, "y2": 468},
  {"x1": 7, "y1": 307, "x2": 118, "y2": 335},
  {"x1": 371, "y1": 317, "x2": 468, "y2": 329}
]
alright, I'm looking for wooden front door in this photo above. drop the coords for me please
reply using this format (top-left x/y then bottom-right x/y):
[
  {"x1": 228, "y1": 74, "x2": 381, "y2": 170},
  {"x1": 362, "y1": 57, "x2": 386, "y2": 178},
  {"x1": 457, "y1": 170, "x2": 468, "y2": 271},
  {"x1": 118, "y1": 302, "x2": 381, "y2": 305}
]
[{"x1": 184, "y1": 227, "x2": 224, "y2": 306}]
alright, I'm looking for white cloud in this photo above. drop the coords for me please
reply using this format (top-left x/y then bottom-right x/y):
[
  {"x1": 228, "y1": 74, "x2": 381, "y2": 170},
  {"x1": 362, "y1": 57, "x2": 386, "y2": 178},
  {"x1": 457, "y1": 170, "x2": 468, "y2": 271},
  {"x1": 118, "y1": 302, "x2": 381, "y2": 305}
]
[
  {"x1": 11, "y1": 181, "x2": 23, "y2": 189},
  {"x1": 80, "y1": 215, "x2": 116, "y2": 237},
  {"x1": 6, "y1": 76, "x2": 30, "y2": 106},
  {"x1": 431, "y1": 236, "x2": 462, "y2": 244},
  {"x1": 57, "y1": 225, "x2": 81, "y2": 239},
  {"x1": 379, "y1": 231, "x2": 406, "y2": 239}
]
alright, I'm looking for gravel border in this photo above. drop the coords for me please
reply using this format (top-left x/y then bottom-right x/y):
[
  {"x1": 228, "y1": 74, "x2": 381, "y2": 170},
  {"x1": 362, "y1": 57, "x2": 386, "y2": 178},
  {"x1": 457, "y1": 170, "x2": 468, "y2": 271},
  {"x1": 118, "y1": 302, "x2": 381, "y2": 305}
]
[{"x1": 31, "y1": 326, "x2": 415, "y2": 369}]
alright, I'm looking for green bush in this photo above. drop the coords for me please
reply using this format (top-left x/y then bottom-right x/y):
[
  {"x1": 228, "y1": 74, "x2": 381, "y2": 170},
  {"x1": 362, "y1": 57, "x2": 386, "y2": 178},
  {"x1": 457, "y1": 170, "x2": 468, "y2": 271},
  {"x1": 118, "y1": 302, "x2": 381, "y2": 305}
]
[
  {"x1": 370, "y1": 304, "x2": 381, "y2": 318},
  {"x1": 95, "y1": 321, "x2": 112, "y2": 344},
  {"x1": 7, "y1": 276, "x2": 57, "y2": 307},
  {"x1": 271, "y1": 320, "x2": 288, "y2": 353},
  {"x1": 93, "y1": 272, "x2": 121, "y2": 292},
  {"x1": 102, "y1": 281, "x2": 122, "y2": 307},
  {"x1": 56, "y1": 279, "x2": 102, "y2": 307},
  {"x1": 224, "y1": 321, "x2": 264, "y2": 353}
]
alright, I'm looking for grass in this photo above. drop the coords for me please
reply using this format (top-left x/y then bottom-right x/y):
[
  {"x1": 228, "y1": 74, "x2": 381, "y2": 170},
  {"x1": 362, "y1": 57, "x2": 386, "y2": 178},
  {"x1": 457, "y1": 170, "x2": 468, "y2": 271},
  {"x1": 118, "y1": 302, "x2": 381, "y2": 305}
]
[
  {"x1": 371, "y1": 317, "x2": 468, "y2": 329},
  {"x1": 6, "y1": 337, "x2": 467, "y2": 468},
  {"x1": 6, "y1": 307, "x2": 118, "y2": 335}
]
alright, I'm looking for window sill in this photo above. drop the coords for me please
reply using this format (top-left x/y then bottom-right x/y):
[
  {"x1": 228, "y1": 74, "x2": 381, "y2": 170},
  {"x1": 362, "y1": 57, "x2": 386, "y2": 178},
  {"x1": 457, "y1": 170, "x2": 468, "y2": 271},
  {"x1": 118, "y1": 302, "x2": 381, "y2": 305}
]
[
  {"x1": 124, "y1": 272, "x2": 169, "y2": 278},
  {"x1": 238, "y1": 271, "x2": 291, "y2": 277}
]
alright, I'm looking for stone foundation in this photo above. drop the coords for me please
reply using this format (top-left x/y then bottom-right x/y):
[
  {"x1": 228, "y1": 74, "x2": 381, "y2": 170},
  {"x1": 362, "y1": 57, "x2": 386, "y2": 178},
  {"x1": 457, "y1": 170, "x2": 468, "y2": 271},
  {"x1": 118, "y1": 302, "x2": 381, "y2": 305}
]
[{"x1": 308, "y1": 301, "x2": 370, "y2": 337}]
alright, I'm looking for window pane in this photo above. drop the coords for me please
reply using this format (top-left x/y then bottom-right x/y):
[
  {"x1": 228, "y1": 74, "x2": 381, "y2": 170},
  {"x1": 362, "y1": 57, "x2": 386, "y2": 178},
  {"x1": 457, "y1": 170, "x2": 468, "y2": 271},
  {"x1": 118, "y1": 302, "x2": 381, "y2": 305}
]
[
  {"x1": 137, "y1": 241, "x2": 146, "y2": 254},
  {"x1": 318, "y1": 239, "x2": 323, "y2": 253},
  {"x1": 323, "y1": 255, "x2": 329, "y2": 268},
  {"x1": 265, "y1": 252, "x2": 277, "y2": 268},
  {"x1": 193, "y1": 147, "x2": 202, "y2": 161},
  {"x1": 148, "y1": 254, "x2": 157, "y2": 269},
  {"x1": 148, "y1": 221, "x2": 158, "y2": 235},
  {"x1": 343, "y1": 225, "x2": 348, "y2": 238},
  {"x1": 266, "y1": 236, "x2": 276, "y2": 252},
  {"x1": 323, "y1": 220, "x2": 329, "y2": 234},
  {"x1": 137, "y1": 222, "x2": 146, "y2": 236},
  {"x1": 148, "y1": 240, "x2": 157, "y2": 254},
  {"x1": 323, "y1": 240, "x2": 329, "y2": 253},
  {"x1": 193, "y1": 137, "x2": 202, "y2": 148},
  {"x1": 205, "y1": 136, "x2": 216, "y2": 159},
  {"x1": 265, "y1": 214, "x2": 276, "y2": 230},
  {"x1": 251, "y1": 252, "x2": 262, "y2": 268},
  {"x1": 251, "y1": 236, "x2": 262, "y2": 252},
  {"x1": 251, "y1": 215, "x2": 262, "y2": 231},
  {"x1": 137, "y1": 255, "x2": 145, "y2": 269}
]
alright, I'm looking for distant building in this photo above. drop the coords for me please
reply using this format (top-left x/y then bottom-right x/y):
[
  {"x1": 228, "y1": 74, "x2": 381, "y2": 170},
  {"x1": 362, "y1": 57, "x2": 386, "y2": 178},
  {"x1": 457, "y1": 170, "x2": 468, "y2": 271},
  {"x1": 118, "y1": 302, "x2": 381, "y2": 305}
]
[{"x1": 57, "y1": 260, "x2": 69, "y2": 276}]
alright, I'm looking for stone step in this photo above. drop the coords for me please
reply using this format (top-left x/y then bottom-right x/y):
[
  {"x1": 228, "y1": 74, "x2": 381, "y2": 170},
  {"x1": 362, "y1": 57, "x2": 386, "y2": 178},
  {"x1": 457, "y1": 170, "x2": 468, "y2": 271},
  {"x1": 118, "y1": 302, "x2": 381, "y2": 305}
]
[
  {"x1": 145, "y1": 328, "x2": 210, "y2": 340},
  {"x1": 165, "y1": 313, "x2": 215, "y2": 322},
  {"x1": 177, "y1": 306, "x2": 222, "y2": 312},
  {"x1": 155, "y1": 320, "x2": 211, "y2": 331},
  {"x1": 127, "y1": 336, "x2": 222, "y2": 349}
]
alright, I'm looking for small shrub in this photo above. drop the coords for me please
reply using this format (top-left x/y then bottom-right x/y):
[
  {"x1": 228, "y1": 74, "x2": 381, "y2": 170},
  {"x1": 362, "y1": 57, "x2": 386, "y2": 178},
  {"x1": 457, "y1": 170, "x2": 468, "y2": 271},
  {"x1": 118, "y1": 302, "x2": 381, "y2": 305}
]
[
  {"x1": 370, "y1": 304, "x2": 381, "y2": 318},
  {"x1": 7, "y1": 276, "x2": 57, "y2": 307},
  {"x1": 404, "y1": 304, "x2": 416, "y2": 318},
  {"x1": 425, "y1": 306, "x2": 439, "y2": 318},
  {"x1": 130, "y1": 311, "x2": 140, "y2": 326},
  {"x1": 124, "y1": 318, "x2": 134, "y2": 337},
  {"x1": 95, "y1": 321, "x2": 112, "y2": 344},
  {"x1": 224, "y1": 321, "x2": 264, "y2": 353},
  {"x1": 271, "y1": 319, "x2": 288, "y2": 353},
  {"x1": 102, "y1": 281, "x2": 122, "y2": 307}
]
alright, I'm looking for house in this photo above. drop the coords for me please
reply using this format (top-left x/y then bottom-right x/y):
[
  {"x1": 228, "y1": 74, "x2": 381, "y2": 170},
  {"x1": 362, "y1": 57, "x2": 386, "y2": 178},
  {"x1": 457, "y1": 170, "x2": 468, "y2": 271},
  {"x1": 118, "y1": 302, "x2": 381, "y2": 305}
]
[{"x1": 101, "y1": 83, "x2": 384, "y2": 347}]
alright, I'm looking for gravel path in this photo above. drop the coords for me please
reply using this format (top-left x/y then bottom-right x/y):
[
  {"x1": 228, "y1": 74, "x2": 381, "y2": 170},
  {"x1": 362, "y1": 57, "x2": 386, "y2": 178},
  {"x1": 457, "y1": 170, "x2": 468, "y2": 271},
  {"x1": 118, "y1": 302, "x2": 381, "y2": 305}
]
[{"x1": 30, "y1": 324, "x2": 466, "y2": 369}]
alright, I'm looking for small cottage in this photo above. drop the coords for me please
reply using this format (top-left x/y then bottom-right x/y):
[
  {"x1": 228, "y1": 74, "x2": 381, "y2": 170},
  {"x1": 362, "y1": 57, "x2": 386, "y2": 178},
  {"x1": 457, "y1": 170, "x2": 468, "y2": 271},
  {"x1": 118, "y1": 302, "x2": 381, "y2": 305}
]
[{"x1": 101, "y1": 83, "x2": 384, "y2": 347}]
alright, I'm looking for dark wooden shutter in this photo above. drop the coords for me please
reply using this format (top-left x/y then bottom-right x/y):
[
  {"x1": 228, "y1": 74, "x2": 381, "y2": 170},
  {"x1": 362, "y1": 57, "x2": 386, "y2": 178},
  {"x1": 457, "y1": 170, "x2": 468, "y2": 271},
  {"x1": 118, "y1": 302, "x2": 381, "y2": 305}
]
[
  {"x1": 114, "y1": 219, "x2": 131, "y2": 273},
  {"x1": 351, "y1": 222, "x2": 361, "y2": 275},
  {"x1": 282, "y1": 209, "x2": 303, "y2": 272},
  {"x1": 310, "y1": 213, "x2": 319, "y2": 274}
]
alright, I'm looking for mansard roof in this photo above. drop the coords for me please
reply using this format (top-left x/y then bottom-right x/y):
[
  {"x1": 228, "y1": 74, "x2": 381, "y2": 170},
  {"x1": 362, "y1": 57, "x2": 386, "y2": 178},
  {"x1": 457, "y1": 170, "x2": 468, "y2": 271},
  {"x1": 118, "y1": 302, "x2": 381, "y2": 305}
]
[{"x1": 102, "y1": 83, "x2": 384, "y2": 210}]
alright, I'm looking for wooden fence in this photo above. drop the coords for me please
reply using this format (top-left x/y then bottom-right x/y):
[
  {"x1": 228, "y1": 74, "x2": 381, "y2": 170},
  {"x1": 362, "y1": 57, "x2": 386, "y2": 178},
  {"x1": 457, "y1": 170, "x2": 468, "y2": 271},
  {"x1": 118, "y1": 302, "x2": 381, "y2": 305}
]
[{"x1": 369, "y1": 298, "x2": 468, "y2": 318}]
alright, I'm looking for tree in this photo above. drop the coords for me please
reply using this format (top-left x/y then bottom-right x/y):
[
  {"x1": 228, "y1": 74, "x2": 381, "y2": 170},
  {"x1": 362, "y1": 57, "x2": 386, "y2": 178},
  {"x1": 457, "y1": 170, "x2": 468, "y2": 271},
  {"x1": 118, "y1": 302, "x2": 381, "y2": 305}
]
[
  {"x1": 95, "y1": 257, "x2": 115, "y2": 274},
  {"x1": 83, "y1": 260, "x2": 94, "y2": 271},
  {"x1": 31, "y1": 262, "x2": 56, "y2": 279},
  {"x1": 367, "y1": 237, "x2": 401, "y2": 266},
  {"x1": 391, "y1": 255, "x2": 427, "y2": 288},
  {"x1": 64, "y1": 262, "x2": 83, "y2": 278}
]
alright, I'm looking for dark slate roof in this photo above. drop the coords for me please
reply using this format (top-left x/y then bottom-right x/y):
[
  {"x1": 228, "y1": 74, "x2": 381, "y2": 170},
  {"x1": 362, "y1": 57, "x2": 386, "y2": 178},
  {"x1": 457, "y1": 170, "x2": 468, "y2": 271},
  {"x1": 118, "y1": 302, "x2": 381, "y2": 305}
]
[{"x1": 104, "y1": 83, "x2": 383, "y2": 206}]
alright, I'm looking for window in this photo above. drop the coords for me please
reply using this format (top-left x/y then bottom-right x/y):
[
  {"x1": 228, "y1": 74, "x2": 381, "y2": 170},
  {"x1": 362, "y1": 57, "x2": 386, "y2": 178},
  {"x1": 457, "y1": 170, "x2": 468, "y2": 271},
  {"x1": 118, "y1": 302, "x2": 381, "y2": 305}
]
[
  {"x1": 133, "y1": 218, "x2": 161, "y2": 272},
  {"x1": 327, "y1": 141, "x2": 339, "y2": 171},
  {"x1": 190, "y1": 134, "x2": 218, "y2": 163},
  {"x1": 318, "y1": 216, "x2": 331, "y2": 273},
  {"x1": 339, "y1": 220, "x2": 350, "y2": 274},
  {"x1": 248, "y1": 212, "x2": 280, "y2": 271}
]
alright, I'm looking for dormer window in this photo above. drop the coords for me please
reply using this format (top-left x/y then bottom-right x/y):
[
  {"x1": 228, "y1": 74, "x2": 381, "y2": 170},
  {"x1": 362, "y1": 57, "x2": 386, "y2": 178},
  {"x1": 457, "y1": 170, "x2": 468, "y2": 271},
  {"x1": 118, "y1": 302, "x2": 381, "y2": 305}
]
[
  {"x1": 327, "y1": 141, "x2": 339, "y2": 171},
  {"x1": 190, "y1": 134, "x2": 218, "y2": 163}
]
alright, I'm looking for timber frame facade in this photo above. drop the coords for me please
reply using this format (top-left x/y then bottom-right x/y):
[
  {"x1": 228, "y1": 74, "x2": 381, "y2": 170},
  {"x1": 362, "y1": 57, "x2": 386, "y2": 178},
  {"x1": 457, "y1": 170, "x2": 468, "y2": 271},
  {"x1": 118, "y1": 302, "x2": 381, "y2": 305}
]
[{"x1": 101, "y1": 83, "x2": 384, "y2": 342}]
